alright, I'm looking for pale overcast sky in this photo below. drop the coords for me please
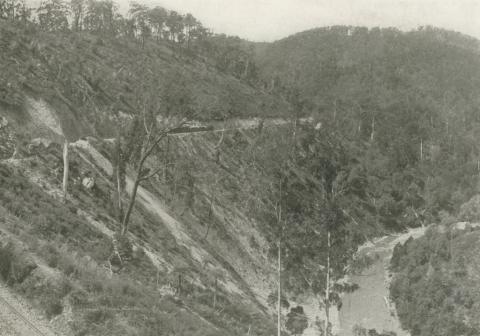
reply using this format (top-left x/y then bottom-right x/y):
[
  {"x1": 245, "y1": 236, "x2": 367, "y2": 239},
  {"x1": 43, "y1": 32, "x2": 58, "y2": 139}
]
[{"x1": 111, "y1": 0, "x2": 480, "y2": 42}]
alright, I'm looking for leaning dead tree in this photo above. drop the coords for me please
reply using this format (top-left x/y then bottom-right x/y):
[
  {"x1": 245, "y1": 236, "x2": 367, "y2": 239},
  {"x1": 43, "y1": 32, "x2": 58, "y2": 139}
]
[{"x1": 120, "y1": 113, "x2": 186, "y2": 235}]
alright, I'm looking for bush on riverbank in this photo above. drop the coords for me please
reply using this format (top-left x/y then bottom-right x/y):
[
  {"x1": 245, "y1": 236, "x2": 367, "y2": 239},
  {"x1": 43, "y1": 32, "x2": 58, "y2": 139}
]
[{"x1": 390, "y1": 226, "x2": 480, "y2": 336}]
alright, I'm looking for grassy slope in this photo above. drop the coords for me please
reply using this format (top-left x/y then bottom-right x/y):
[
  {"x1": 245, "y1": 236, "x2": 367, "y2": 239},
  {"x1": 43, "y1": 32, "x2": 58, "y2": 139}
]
[
  {"x1": 0, "y1": 132, "x2": 279, "y2": 336},
  {"x1": 0, "y1": 21, "x2": 291, "y2": 140},
  {"x1": 0, "y1": 22, "x2": 296, "y2": 335}
]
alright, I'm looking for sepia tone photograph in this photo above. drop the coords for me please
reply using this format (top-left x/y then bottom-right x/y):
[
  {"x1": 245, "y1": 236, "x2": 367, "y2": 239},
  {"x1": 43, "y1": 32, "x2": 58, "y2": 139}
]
[{"x1": 0, "y1": 0, "x2": 479, "y2": 335}]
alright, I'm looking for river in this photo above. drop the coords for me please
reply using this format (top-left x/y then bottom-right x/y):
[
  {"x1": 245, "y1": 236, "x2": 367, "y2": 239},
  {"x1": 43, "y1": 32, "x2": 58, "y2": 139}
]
[{"x1": 336, "y1": 227, "x2": 426, "y2": 336}]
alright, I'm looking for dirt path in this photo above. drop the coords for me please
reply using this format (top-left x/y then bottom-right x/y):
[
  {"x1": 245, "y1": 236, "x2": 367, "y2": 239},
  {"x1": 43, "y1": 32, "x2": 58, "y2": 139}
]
[
  {"x1": 0, "y1": 284, "x2": 58, "y2": 336},
  {"x1": 337, "y1": 227, "x2": 426, "y2": 336}
]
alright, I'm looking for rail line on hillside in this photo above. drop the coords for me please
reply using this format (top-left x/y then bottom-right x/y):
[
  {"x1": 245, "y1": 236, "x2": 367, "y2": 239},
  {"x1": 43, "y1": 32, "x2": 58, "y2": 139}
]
[{"x1": 0, "y1": 284, "x2": 53, "y2": 336}]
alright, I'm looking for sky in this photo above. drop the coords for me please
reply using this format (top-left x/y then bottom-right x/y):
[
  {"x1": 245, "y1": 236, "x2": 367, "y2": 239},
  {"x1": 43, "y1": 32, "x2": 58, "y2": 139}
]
[{"x1": 111, "y1": 0, "x2": 480, "y2": 42}]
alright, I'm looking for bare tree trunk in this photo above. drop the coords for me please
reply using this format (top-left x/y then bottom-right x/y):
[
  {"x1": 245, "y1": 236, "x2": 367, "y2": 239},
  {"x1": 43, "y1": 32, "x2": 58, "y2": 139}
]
[
  {"x1": 277, "y1": 239, "x2": 282, "y2": 336},
  {"x1": 333, "y1": 99, "x2": 337, "y2": 124},
  {"x1": 213, "y1": 277, "x2": 217, "y2": 309},
  {"x1": 116, "y1": 163, "x2": 123, "y2": 220},
  {"x1": 243, "y1": 58, "x2": 250, "y2": 78},
  {"x1": 420, "y1": 138, "x2": 423, "y2": 161},
  {"x1": 370, "y1": 116, "x2": 375, "y2": 142},
  {"x1": 164, "y1": 135, "x2": 170, "y2": 182},
  {"x1": 121, "y1": 169, "x2": 141, "y2": 235},
  {"x1": 62, "y1": 140, "x2": 69, "y2": 202},
  {"x1": 276, "y1": 179, "x2": 284, "y2": 336},
  {"x1": 324, "y1": 231, "x2": 331, "y2": 335}
]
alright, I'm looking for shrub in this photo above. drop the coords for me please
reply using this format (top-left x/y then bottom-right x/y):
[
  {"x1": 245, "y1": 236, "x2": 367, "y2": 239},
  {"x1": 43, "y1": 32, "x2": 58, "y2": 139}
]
[
  {"x1": 0, "y1": 242, "x2": 36, "y2": 285},
  {"x1": 286, "y1": 306, "x2": 308, "y2": 336},
  {"x1": 40, "y1": 243, "x2": 60, "y2": 268},
  {"x1": 83, "y1": 308, "x2": 113, "y2": 325},
  {"x1": 69, "y1": 288, "x2": 89, "y2": 307},
  {"x1": 459, "y1": 195, "x2": 480, "y2": 222},
  {"x1": 0, "y1": 242, "x2": 15, "y2": 280},
  {"x1": 43, "y1": 297, "x2": 63, "y2": 319}
]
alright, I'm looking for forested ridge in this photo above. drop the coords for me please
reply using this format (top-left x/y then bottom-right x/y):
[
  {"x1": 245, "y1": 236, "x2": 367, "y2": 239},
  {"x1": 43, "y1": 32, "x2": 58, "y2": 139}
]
[
  {"x1": 390, "y1": 222, "x2": 480, "y2": 336},
  {"x1": 257, "y1": 25, "x2": 480, "y2": 224},
  {"x1": 2, "y1": 2, "x2": 480, "y2": 335}
]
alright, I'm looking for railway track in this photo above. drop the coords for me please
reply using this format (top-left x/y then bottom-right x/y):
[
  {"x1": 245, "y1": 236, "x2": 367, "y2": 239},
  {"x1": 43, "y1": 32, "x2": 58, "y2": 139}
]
[{"x1": 0, "y1": 284, "x2": 55, "y2": 336}]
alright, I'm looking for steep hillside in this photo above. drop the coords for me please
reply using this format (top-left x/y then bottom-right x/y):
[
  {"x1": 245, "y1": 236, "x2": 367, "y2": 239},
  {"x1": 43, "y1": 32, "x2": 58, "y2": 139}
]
[
  {"x1": 0, "y1": 86, "x2": 339, "y2": 335},
  {"x1": 0, "y1": 20, "x2": 290, "y2": 141},
  {"x1": 0, "y1": 105, "x2": 280, "y2": 335},
  {"x1": 0, "y1": 15, "x2": 294, "y2": 335},
  {"x1": 256, "y1": 26, "x2": 480, "y2": 335}
]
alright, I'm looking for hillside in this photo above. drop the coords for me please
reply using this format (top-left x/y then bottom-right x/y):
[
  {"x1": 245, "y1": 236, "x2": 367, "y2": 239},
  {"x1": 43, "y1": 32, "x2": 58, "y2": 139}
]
[
  {"x1": 0, "y1": 20, "x2": 290, "y2": 141},
  {"x1": 2, "y1": 4, "x2": 480, "y2": 336},
  {"x1": 255, "y1": 27, "x2": 480, "y2": 334},
  {"x1": 390, "y1": 219, "x2": 480, "y2": 336},
  {"x1": 0, "y1": 9, "x2": 299, "y2": 336},
  {"x1": 0, "y1": 101, "x2": 284, "y2": 335}
]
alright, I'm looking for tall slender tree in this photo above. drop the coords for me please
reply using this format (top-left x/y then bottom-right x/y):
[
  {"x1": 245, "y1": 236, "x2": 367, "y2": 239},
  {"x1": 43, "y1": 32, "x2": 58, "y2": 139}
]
[
  {"x1": 37, "y1": 0, "x2": 69, "y2": 31},
  {"x1": 70, "y1": 0, "x2": 85, "y2": 31},
  {"x1": 147, "y1": 6, "x2": 167, "y2": 42}
]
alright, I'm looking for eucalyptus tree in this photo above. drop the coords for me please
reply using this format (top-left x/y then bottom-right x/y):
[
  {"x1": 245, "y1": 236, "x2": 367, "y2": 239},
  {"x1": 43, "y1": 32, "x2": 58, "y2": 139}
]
[
  {"x1": 83, "y1": 0, "x2": 117, "y2": 35},
  {"x1": 129, "y1": 2, "x2": 150, "y2": 47},
  {"x1": 183, "y1": 13, "x2": 197, "y2": 48},
  {"x1": 165, "y1": 10, "x2": 183, "y2": 42},
  {"x1": 1, "y1": 0, "x2": 29, "y2": 21},
  {"x1": 37, "y1": 0, "x2": 69, "y2": 31},
  {"x1": 70, "y1": 0, "x2": 84, "y2": 31},
  {"x1": 147, "y1": 6, "x2": 167, "y2": 42}
]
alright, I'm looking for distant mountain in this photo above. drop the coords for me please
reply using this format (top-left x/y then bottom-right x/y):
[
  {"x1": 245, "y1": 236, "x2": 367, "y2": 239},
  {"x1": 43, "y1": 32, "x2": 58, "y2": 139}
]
[
  {"x1": 255, "y1": 26, "x2": 480, "y2": 211},
  {"x1": 256, "y1": 26, "x2": 480, "y2": 108},
  {"x1": 256, "y1": 26, "x2": 480, "y2": 146}
]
